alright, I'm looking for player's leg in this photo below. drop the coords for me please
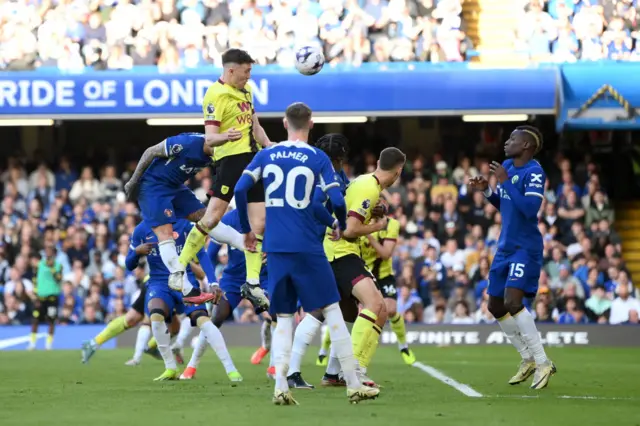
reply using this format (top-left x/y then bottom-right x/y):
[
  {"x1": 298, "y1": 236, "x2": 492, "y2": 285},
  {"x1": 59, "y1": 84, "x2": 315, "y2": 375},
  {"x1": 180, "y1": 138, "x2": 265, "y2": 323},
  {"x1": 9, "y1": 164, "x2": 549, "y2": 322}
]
[
  {"x1": 171, "y1": 315, "x2": 192, "y2": 365},
  {"x1": 240, "y1": 197, "x2": 269, "y2": 310},
  {"x1": 251, "y1": 315, "x2": 272, "y2": 365},
  {"x1": 287, "y1": 309, "x2": 325, "y2": 389},
  {"x1": 44, "y1": 297, "x2": 58, "y2": 350},
  {"x1": 29, "y1": 298, "x2": 43, "y2": 350},
  {"x1": 82, "y1": 302, "x2": 146, "y2": 364},
  {"x1": 504, "y1": 256, "x2": 555, "y2": 389},
  {"x1": 267, "y1": 253, "x2": 299, "y2": 405},
  {"x1": 292, "y1": 253, "x2": 379, "y2": 403},
  {"x1": 127, "y1": 317, "x2": 154, "y2": 366},
  {"x1": 186, "y1": 305, "x2": 242, "y2": 382},
  {"x1": 378, "y1": 277, "x2": 414, "y2": 365},
  {"x1": 487, "y1": 252, "x2": 535, "y2": 384},
  {"x1": 317, "y1": 325, "x2": 331, "y2": 365},
  {"x1": 147, "y1": 286, "x2": 179, "y2": 381},
  {"x1": 321, "y1": 299, "x2": 357, "y2": 387}
]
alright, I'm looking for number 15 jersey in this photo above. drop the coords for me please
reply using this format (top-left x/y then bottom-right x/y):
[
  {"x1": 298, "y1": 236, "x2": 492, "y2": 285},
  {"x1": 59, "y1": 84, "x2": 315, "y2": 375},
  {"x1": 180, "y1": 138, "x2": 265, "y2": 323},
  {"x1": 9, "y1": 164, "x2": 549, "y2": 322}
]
[{"x1": 242, "y1": 141, "x2": 340, "y2": 255}]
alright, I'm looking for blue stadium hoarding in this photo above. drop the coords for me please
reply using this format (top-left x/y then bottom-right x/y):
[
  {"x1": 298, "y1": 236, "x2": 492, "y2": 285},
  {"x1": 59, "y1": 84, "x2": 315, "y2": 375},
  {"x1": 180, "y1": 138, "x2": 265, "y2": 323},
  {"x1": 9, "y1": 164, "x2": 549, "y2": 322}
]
[
  {"x1": 0, "y1": 63, "x2": 556, "y2": 119},
  {"x1": 0, "y1": 62, "x2": 639, "y2": 129}
]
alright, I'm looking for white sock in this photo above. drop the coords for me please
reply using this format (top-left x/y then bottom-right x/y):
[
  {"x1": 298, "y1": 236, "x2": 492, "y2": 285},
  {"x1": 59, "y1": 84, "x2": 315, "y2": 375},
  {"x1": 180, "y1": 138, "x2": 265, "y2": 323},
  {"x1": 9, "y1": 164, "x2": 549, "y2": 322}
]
[
  {"x1": 322, "y1": 303, "x2": 359, "y2": 388},
  {"x1": 200, "y1": 321, "x2": 237, "y2": 374},
  {"x1": 151, "y1": 319, "x2": 177, "y2": 370},
  {"x1": 181, "y1": 274, "x2": 194, "y2": 296},
  {"x1": 498, "y1": 314, "x2": 532, "y2": 361},
  {"x1": 273, "y1": 315, "x2": 294, "y2": 392},
  {"x1": 174, "y1": 317, "x2": 192, "y2": 349},
  {"x1": 132, "y1": 325, "x2": 151, "y2": 363},
  {"x1": 158, "y1": 239, "x2": 183, "y2": 273},
  {"x1": 326, "y1": 344, "x2": 341, "y2": 375},
  {"x1": 514, "y1": 308, "x2": 548, "y2": 365},
  {"x1": 261, "y1": 320, "x2": 272, "y2": 350},
  {"x1": 268, "y1": 324, "x2": 276, "y2": 368},
  {"x1": 209, "y1": 222, "x2": 244, "y2": 250},
  {"x1": 187, "y1": 332, "x2": 208, "y2": 369},
  {"x1": 287, "y1": 314, "x2": 322, "y2": 376}
]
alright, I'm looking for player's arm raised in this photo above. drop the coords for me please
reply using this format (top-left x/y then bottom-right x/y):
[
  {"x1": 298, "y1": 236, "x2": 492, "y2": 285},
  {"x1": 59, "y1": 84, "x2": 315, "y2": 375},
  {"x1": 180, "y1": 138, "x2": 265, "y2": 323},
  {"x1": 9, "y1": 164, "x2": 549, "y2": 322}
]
[
  {"x1": 491, "y1": 161, "x2": 543, "y2": 219},
  {"x1": 124, "y1": 141, "x2": 169, "y2": 200},
  {"x1": 469, "y1": 175, "x2": 501, "y2": 210}
]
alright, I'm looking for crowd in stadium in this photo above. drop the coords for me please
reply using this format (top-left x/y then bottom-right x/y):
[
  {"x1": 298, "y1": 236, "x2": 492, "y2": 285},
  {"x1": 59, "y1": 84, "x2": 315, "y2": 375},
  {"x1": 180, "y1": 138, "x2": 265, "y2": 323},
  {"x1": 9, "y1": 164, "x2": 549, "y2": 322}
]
[
  {"x1": 1, "y1": 140, "x2": 638, "y2": 327},
  {"x1": 0, "y1": 0, "x2": 471, "y2": 71},
  {"x1": 517, "y1": 0, "x2": 640, "y2": 62}
]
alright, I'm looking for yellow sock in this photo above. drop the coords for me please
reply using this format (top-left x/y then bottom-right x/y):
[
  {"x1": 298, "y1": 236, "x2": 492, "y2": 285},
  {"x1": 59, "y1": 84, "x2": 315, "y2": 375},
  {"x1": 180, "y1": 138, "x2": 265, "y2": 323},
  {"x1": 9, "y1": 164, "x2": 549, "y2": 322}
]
[
  {"x1": 147, "y1": 337, "x2": 157, "y2": 350},
  {"x1": 321, "y1": 326, "x2": 331, "y2": 353},
  {"x1": 390, "y1": 313, "x2": 407, "y2": 346},
  {"x1": 351, "y1": 309, "x2": 378, "y2": 365},
  {"x1": 46, "y1": 334, "x2": 53, "y2": 346},
  {"x1": 30, "y1": 333, "x2": 37, "y2": 344},
  {"x1": 359, "y1": 325, "x2": 382, "y2": 369},
  {"x1": 94, "y1": 316, "x2": 129, "y2": 346},
  {"x1": 245, "y1": 235, "x2": 263, "y2": 283},
  {"x1": 178, "y1": 223, "x2": 208, "y2": 268}
]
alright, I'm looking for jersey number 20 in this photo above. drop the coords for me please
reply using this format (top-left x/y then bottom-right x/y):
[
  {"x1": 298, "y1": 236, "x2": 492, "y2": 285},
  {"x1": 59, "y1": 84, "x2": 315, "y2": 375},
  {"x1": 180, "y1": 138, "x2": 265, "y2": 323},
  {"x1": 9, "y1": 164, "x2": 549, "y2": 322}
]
[{"x1": 264, "y1": 164, "x2": 314, "y2": 209}]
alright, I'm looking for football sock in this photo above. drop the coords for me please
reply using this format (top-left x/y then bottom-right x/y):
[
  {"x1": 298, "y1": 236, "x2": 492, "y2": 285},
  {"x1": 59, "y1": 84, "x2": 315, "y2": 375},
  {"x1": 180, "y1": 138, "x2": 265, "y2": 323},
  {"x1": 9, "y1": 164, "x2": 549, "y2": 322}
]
[
  {"x1": 150, "y1": 314, "x2": 176, "y2": 370},
  {"x1": 288, "y1": 314, "x2": 322, "y2": 375},
  {"x1": 326, "y1": 344, "x2": 341, "y2": 375},
  {"x1": 209, "y1": 222, "x2": 244, "y2": 250},
  {"x1": 497, "y1": 313, "x2": 532, "y2": 361},
  {"x1": 323, "y1": 303, "x2": 359, "y2": 388},
  {"x1": 30, "y1": 332, "x2": 37, "y2": 345},
  {"x1": 46, "y1": 334, "x2": 53, "y2": 347},
  {"x1": 133, "y1": 324, "x2": 151, "y2": 363},
  {"x1": 273, "y1": 315, "x2": 294, "y2": 392},
  {"x1": 187, "y1": 332, "x2": 208, "y2": 369},
  {"x1": 351, "y1": 309, "x2": 378, "y2": 366},
  {"x1": 390, "y1": 313, "x2": 408, "y2": 350},
  {"x1": 261, "y1": 319, "x2": 272, "y2": 351},
  {"x1": 158, "y1": 239, "x2": 183, "y2": 273},
  {"x1": 269, "y1": 324, "x2": 276, "y2": 368},
  {"x1": 319, "y1": 326, "x2": 331, "y2": 357},
  {"x1": 147, "y1": 336, "x2": 157, "y2": 350},
  {"x1": 514, "y1": 308, "x2": 548, "y2": 365},
  {"x1": 178, "y1": 223, "x2": 208, "y2": 268},
  {"x1": 359, "y1": 324, "x2": 382, "y2": 369},
  {"x1": 174, "y1": 316, "x2": 192, "y2": 349},
  {"x1": 245, "y1": 235, "x2": 263, "y2": 284},
  {"x1": 94, "y1": 315, "x2": 129, "y2": 346},
  {"x1": 198, "y1": 318, "x2": 237, "y2": 374}
]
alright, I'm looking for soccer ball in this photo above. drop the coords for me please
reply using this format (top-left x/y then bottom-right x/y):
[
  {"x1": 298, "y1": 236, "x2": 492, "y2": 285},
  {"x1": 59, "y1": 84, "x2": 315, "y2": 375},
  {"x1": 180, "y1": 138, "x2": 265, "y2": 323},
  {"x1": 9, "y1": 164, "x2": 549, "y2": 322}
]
[{"x1": 294, "y1": 46, "x2": 325, "y2": 76}]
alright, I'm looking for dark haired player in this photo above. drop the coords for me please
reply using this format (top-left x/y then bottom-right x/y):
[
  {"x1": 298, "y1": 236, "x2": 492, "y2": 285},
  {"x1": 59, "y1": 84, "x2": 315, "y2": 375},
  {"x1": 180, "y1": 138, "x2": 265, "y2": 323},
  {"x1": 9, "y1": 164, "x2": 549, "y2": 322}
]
[
  {"x1": 234, "y1": 102, "x2": 379, "y2": 405},
  {"x1": 177, "y1": 48, "x2": 272, "y2": 313},
  {"x1": 469, "y1": 126, "x2": 556, "y2": 390}
]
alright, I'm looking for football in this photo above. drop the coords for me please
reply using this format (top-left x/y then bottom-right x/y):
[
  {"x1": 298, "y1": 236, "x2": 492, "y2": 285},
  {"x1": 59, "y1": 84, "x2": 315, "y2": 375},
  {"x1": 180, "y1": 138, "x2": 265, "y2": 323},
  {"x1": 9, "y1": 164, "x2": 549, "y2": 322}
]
[{"x1": 294, "y1": 46, "x2": 325, "y2": 76}]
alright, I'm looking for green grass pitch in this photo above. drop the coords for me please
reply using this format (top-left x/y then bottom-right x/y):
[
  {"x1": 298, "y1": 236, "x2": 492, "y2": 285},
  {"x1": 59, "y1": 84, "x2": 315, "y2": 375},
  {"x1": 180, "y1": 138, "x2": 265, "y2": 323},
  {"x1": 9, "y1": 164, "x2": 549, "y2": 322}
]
[{"x1": 2, "y1": 346, "x2": 639, "y2": 426}]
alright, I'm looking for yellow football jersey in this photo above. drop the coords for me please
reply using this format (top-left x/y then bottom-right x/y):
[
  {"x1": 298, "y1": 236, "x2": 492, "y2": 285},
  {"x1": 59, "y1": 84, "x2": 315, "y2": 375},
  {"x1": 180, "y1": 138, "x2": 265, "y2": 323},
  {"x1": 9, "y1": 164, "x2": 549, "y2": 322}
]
[
  {"x1": 202, "y1": 79, "x2": 259, "y2": 161},
  {"x1": 326, "y1": 173, "x2": 382, "y2": 261},
  {"x1": 360, "y1": 217, "x2": 400, "y2": 280}
]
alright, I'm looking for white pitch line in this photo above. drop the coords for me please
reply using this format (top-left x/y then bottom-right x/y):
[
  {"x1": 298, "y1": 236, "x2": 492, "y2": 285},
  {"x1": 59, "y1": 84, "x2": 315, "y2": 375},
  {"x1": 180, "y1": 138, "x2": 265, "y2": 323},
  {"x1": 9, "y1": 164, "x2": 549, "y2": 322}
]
[
  {"x1": 412, "y1": 361, "x2": 484, "y2": 398},
  {"x1": 488, "y1": 395, "x2": 637, "y2": 401}
]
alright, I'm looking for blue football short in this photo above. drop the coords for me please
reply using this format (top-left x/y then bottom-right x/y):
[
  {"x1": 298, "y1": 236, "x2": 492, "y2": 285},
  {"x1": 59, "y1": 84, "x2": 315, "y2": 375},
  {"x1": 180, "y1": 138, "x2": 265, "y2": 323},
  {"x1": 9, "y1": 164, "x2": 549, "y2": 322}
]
[
  {"x1": 138, "y1": 182, "x2": 204, "y2": 228},
  {"x1": 267, "y1": 252, "x2": 340, "y2": 315},
  {"x1": 145, "y1": 281, "x2": 206, "y2": 320},
  {"x1": 488, "y1": 249, "x2": 542, "y2": 298}
]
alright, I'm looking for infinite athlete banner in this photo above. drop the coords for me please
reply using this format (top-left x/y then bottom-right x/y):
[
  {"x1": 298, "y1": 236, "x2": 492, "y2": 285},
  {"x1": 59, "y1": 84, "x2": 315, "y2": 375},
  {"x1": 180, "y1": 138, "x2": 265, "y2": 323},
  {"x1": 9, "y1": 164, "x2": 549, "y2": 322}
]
[{"x1": 0, "y1": 65, "x2": 556, "y2": 118}]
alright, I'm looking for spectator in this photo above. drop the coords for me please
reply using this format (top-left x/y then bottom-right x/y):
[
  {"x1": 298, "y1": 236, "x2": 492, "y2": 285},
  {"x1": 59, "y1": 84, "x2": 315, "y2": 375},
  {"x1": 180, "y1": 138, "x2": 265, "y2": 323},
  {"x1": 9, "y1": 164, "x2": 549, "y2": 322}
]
[
  {"x1": 610, "y1": 283, "x2": 640, "y2": 325},
  {"x1": 69, "y1": 167, "x2": 100, "y2": 203},
  {"x1": 585, "y1": 284, "x2": 611, "y2": 323}
]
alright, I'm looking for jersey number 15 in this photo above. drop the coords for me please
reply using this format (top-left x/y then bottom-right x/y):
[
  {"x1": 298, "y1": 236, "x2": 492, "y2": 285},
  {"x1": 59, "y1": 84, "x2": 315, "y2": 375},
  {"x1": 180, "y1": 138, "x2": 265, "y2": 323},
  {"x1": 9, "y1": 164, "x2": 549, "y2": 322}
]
[{"x1": 264, "y1": 164, "x2": 314, "y2": 209}]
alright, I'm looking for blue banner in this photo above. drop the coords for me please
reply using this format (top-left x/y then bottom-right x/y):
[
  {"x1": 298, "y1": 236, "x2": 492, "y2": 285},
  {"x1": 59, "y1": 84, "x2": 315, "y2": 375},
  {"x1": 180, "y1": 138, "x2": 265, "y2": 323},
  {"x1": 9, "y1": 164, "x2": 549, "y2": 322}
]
[
  {"x1": 558, "y1": 62, "x2": 640, "y2": 130},
  {"x1": 0, "y1": 325, "x2": 113, "y2": 351},
  {"x1": 0, "y1": 64, "x2": 557, "y2": 118}
]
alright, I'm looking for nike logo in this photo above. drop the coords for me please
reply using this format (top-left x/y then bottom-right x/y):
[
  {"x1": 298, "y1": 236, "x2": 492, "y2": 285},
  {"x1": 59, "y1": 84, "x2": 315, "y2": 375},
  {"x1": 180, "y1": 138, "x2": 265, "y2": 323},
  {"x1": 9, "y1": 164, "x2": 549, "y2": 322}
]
[{"x1": 146, "y1": 236, "x2": 154, "y2": 240}]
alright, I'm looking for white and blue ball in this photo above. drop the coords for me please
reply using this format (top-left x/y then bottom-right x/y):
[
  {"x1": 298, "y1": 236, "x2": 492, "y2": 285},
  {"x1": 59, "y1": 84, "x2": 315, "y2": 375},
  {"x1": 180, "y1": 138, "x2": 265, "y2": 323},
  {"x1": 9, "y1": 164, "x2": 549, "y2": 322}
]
[{"x1": 294, "y1": 46, "x2": 325, "y2": 76}]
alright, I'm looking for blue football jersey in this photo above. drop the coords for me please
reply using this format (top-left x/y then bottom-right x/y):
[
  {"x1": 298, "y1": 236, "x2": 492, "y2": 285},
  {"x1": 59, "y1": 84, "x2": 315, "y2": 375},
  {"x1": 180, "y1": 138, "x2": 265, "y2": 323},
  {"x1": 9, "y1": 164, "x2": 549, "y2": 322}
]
[
  {"x1": 207, "y1": 209, "x2": 268, "y2": 283},
  {"x1": 314, "y1": 169, "x2": 350, "y2": 239},
  {"x1": 142, "y1": 133, "x2": 212, "y2": 187},
  {"x1": 495, "y1": 159, "x2": 545, "y2": 254},
  {"x1": 243, "y1": 141, "x2": 340, "y2": 254},
  {"x1": 129, "y1": 219, "x2": 200, "y2": 283}
]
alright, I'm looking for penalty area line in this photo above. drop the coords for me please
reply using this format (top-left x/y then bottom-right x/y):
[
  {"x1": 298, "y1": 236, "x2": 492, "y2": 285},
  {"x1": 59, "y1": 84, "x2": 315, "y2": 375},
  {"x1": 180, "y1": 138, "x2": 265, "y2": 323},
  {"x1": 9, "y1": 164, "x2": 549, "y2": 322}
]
[{"x1": 412, "y1": 361, "x2": 483, "y2": 398}]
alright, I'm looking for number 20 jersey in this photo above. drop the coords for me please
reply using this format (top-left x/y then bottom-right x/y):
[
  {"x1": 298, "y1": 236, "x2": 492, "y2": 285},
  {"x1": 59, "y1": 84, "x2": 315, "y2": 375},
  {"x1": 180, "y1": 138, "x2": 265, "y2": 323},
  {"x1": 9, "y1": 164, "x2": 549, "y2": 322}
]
[{"x1": 242, "y1": 141, "x2": 340, "y2": 255}]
